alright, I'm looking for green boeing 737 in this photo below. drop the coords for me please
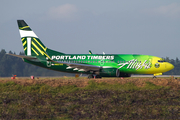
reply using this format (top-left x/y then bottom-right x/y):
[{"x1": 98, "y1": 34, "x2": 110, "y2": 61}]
[{"x1": 8, "y1": 20, "x2": 174, "y2": 78}]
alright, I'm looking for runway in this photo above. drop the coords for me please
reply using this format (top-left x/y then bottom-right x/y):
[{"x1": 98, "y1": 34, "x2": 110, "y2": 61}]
[
  {"x1": 0, "y1": 75, "x2": 180, "y2": 79},
  {"x1": 131, "y1": 75, "x2": 180, "y2": 78}
]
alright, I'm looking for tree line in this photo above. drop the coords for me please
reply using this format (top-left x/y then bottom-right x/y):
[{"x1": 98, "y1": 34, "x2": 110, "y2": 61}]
[
  {"x1": 163, "y1": 57, "x2": 180, "y2": 75},
  {"x1": 0, "y1": 49, "x2": 178, "y2": 77},
  {"x1": 0, "y1": 49, "x2": 74, "y2": 77}
]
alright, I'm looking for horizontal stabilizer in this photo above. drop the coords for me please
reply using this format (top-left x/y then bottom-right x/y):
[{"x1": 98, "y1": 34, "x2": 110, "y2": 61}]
[{"x1": 7, "y1": 53, "x2": 37, "y2": 59}]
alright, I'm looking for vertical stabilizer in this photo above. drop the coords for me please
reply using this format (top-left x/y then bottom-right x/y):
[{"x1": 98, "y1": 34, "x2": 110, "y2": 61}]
[{"x1": 18, "y1": 20, "x2": 47, "y2": 57}]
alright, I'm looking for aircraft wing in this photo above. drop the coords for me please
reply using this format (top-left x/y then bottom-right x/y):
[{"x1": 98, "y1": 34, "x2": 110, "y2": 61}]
[
  {"x1": 7, "y1": 53, "x2": 102, "y2": 72},
  {"x1": 7, "y1": 53, "x2": 37, "y2": 59},
  {"x1": 54, "y1": 61, "x2": 102, "y2": 72}
]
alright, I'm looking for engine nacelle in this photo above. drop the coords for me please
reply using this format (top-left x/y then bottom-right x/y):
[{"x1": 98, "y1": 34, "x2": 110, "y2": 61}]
[
  {"x1": 99, "y1": 68, "x2": 131, "y2": 77},
  {"x1": 116, "y1": 69, "x2": 131, "y2": 77}
]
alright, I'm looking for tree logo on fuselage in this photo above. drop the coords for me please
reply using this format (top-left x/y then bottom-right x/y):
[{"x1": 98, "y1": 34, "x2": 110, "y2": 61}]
[{"x1": 155, "y1": 63, "x2": 160, "y2": 68}]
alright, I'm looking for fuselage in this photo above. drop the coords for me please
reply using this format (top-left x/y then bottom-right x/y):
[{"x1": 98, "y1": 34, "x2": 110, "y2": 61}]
[{"x1": 24, "y1": 53, "x2": 174, "y2": 77}]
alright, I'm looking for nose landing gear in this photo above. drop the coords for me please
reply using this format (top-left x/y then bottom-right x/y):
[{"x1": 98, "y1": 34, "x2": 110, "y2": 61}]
[
  {"x1": 153, "y1": 76, "x2": 157, "y2": 78},
  {"x1": 88, "y1": 74, "x2": 102, "y2": 79}
]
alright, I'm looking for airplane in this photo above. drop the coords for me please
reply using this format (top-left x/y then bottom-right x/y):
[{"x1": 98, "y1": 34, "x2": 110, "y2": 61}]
[{"x1": 8, "y1": 20, "x2": 174, "y2": 78}]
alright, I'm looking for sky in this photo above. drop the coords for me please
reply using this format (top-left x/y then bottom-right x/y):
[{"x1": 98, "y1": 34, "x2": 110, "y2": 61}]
[{"x1": 0, "y1": 0, "x2": 180, "y2": 59}]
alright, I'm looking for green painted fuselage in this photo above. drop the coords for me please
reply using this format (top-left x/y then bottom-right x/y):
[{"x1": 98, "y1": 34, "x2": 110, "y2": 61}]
[{"x1": 23, "y1": 48, "x2": 174, "y2": 77}]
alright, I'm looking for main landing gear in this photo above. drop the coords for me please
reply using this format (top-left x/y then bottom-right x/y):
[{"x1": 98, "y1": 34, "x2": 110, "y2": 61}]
[{"x1": 88, "y1": 74, "x2": 102, "y2": 79}]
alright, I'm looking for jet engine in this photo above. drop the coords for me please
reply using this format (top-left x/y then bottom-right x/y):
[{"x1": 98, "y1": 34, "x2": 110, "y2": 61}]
[{"x1": 99, "y1": 68, "x2": 131, "y2": 77}]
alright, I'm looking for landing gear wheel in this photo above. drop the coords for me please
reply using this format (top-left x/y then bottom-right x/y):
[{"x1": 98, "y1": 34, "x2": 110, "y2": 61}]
[
  {"x1": 88, "y1": 74, "x2": 93, "y2": 78},
  {"x1": 88, "y1": 74, "x2": 102, "y2": 79},
  {"x1": 96, "y1": 75, "x2": 102, "y2": 78}
]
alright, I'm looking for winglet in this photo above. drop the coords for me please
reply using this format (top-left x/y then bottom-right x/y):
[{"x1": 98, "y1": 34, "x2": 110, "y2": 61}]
[{"x1": 89, "y1": 50, "x2": 92, "y2": 54}]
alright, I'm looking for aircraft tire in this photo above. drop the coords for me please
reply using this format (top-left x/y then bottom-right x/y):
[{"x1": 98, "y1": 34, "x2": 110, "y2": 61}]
[
  {"x1": 88, "y1": 74, "x2": 93, "y2": 78},
  {"x1": 96, "y1": 75, "x2": 102, "y2": 78},
  {"x1": 116, "y1": 69, "x2": 120, "y2": 77}
]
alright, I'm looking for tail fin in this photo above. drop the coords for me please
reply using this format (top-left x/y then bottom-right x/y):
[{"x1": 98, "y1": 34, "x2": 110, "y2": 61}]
[
  {"x1": 89, "y1": 50, "x2": 92, "y2": 54},
  {"x1": 18, "y1": 20, "x2": 48, "y2": 57}
]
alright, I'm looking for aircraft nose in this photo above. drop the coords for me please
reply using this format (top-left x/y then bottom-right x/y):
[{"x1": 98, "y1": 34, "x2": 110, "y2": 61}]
[{"x1": 166, "y1": 62, "x2": 174, "y2": 71}]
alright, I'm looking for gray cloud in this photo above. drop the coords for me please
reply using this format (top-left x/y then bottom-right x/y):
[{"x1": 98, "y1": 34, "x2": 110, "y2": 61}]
[
  {"x1": 146, "y1": 3, "x2": 180, "y2": 18},
  {"x1": 47, "y1": 4, "x2": 79, "y2": 21}
]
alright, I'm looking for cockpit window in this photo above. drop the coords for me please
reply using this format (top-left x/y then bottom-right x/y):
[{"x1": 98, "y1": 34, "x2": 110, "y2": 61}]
[{"x1": 158, "y1": 60, "x2": 166, "y2": 63}]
